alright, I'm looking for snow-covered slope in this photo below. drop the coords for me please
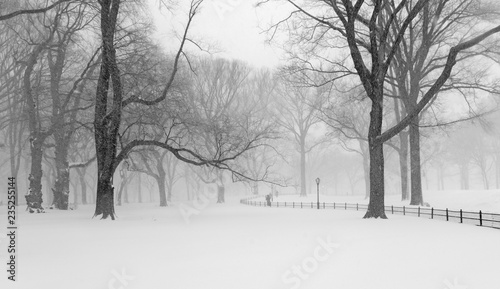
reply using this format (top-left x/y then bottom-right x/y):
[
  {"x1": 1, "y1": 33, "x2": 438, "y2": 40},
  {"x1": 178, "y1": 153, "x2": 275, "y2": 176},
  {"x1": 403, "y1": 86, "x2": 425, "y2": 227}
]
[{"x1": 1, "y1": 197, "x2": 498, "y2": 289}]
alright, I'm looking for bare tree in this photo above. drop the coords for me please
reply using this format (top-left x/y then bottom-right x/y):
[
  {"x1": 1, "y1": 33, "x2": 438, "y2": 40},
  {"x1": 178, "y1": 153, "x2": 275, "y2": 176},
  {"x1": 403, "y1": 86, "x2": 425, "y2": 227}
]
[
  {"x1": 262, "y1": 0, "x2": 500, "y2": 218},
  {"x1": 128, "y1": 148, "x2": 180, "y2": 206},
  {"x1": 275, "y1": 73, "x2": 328, "y2": 196},
  {"x1": 0, "y1": 0, "x2": 72, "y2": 21}
]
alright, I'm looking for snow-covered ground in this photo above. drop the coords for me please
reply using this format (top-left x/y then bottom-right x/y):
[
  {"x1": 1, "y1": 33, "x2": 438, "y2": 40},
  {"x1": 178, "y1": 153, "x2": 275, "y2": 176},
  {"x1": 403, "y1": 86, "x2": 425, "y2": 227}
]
[
  {"x1": 1, "y1": 195, "x2": 499, "y2": 289},
  {"x1": 271, "y1": 189, "x2": 500, "y2": 213}
]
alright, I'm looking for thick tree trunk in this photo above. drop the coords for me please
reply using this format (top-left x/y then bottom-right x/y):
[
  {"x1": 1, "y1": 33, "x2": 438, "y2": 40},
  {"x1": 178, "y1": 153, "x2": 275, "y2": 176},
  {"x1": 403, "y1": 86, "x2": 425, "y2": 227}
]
[
  {"x1": 94, "y1": 177, "x2": 115, "y2": 219},
  {"x1": 93, "y1": 0, "x2": 123, "y2": 220},
  {"x1": 52, "y1": 136, "x2": 70, "y2": 210},
  {"x1": 26, "y1": 139, "x2": 45, "y2": 213},
  {"x1": 398, "y1": 131, "x2": 409, "y2": 201},
  {"x1": 300, "y1": 137, "x2": 307, "y2": 197},
  {"x1": 364, "y1": 97, "x2": 387, "y2": 219},
  {"x1": 24, "y1": 39, "x2": 52, "y2": 213},
  {"x1": 409, "y1": 117, "x2": 424, "y2": 206}
]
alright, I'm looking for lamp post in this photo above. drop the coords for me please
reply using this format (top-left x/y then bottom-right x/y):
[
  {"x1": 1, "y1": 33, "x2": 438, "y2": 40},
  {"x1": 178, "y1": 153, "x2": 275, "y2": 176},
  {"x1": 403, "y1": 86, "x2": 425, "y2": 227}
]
[{"x1": 316, "y1": 178, "x2": 320, "y2": 209}]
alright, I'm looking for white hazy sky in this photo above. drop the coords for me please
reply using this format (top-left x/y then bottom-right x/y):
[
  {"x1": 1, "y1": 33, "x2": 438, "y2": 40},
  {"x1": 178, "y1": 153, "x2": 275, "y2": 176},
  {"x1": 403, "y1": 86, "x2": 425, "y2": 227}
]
[{"x1": 147, "y1": 0, "x2": 290, "y2": 68}]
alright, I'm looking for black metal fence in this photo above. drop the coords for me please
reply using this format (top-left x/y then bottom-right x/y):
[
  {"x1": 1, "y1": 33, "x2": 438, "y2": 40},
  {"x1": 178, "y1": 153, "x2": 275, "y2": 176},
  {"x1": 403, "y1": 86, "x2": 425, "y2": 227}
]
[{"x1": 240, "y1": 197, "x2": 500, "y2": 230}]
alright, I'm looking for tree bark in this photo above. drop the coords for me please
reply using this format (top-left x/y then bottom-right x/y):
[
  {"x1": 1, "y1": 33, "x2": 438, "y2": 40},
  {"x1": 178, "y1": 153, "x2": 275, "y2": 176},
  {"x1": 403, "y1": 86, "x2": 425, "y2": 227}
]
[
  {"x1": 94, "y1": 177, "x2": 115, "y2": 219},
  {"x1": 52, "y1": 135, "x2": 70, "y2": 210},
  {"x1": 399, "y1": 131, "x2": 409, "y2": 201},
  {"x1": 299, "y1": 136, "x2": 307, "y2": 196},
  {"x1": 93, "y1": 0, "x2": 123, "y2": 219},
  {"x1": 156, "y1": 159, "x2": 168, "y2": 206},
  {"x1": 26, "y1": 139, "x2": 45, "y2": 212},
  {"x1": 409, "y1": 117, "x2": 424, "y2": 205},
  {"x1": 24, "y1": 38, "x2": 54, "y2": 213},
  {"x1": 364, "y1": 96, "x2": 387, "y2": 219}
]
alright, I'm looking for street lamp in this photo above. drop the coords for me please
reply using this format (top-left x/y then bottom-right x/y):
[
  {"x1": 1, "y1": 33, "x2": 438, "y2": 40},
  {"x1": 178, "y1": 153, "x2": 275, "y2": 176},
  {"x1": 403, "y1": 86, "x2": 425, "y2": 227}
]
[{"x1": 316, "y1": 178, "x2": 320, "y2": 209}]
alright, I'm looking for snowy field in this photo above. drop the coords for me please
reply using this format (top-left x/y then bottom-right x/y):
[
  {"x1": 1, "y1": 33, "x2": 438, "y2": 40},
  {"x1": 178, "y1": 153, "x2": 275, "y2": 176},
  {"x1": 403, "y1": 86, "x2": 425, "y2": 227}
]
[{"x1": 1, "y1": 195, "x2": 499, "y2": 289}]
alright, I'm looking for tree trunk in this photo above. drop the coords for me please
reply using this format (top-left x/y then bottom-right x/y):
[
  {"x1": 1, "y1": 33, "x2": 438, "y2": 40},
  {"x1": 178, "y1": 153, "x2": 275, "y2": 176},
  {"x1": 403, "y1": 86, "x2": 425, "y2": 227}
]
[
  {"x1": 157, "y1": 170, "x2": 168, "y2": 207},
  {"x1": 460, "y1": 164, "x2": 469, "y2": 190},
  {"x1": 481, "y1": 164, "x2": 489, "y2": 190},
  {"x1": 409, "y1": 117, "x2": 424, "y2": 206},
  {"x1": 299, "y1": 137, "x2": 307, "y2": 196},
  {"x1": 137, "y1": 173, "x2": 142, "y2": 203},
  {"x1": 252, "y1": 182, "x2": 259, "y2": 195},
  {"x1": 26, "y1": 138, "x2": 45, "y2": 213},
  {"x1": 52, "y1": 136, "x2": 70, "y2": 210},
  {"x1": 24, "y1": 37, "x2": 53, "y2": 213},
  {"x1": 117, "y1": 183, "x2": 124, "y2": 206},
  {"x1": 93, "y1": 0, "x2": 123, "y2": 220},
  {"x1": 7, "y1": 99, "x2": 24, "y2": 206},
  {"x1": 217, "y1": 185, "x2": 225, "y2": 203},
  {"x1": 94, "y1": 177, "x2": 115, "y2": 219},
  {"x1": 393, "y1": 97, "x2": 409, "y2": 201},
  {"x1": 364, "y1": 96, "x2": 387, "y2": 219},
  {"x1": 77, "y1": 168, "x2": 87, "y2": 205},
  {"x1": 123, "y1": 184, "x2": 129, "y2": 204},
  {"x1": 398, "y1": 131, "x2": 409, "y2": 201},
  {"x1": 71, "y1": 179, "x2": 78, "y2": 209},
  {"x1": 166, "y1": 185, "x2": 172, "y2": 203}
]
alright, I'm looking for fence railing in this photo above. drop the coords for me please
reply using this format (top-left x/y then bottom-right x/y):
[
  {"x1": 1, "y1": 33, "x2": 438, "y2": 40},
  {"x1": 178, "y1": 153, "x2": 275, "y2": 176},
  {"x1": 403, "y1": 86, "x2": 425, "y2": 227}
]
[{"x1": 240, "y1": 197, "x2": 500, "y2": 230}]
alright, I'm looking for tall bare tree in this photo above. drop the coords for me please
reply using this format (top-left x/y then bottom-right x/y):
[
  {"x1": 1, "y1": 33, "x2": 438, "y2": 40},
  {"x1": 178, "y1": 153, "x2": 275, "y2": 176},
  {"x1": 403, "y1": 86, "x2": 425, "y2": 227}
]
[
  {"x1": 262, "y1": 0, "x2": 500, "y2": 218},
  {"x1": 275, "y1": 73, "x2": 328, "y2": 196}
]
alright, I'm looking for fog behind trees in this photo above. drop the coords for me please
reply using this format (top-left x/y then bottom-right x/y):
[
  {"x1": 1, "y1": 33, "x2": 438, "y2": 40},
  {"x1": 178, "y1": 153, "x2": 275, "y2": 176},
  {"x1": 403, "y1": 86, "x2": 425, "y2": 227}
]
[{"x1": 0, "y1": 0, "x2": 500, "y2": 218}]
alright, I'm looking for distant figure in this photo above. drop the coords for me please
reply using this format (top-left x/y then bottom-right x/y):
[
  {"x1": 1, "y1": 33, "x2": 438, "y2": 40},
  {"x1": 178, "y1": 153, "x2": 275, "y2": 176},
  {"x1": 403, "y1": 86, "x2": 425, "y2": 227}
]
[
  {"x1": 265, "y1": 194, "x2": 272, "y2": 207},
  {"x1": 275, "y1": 190, "x2": 279, "y2": 198}
]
